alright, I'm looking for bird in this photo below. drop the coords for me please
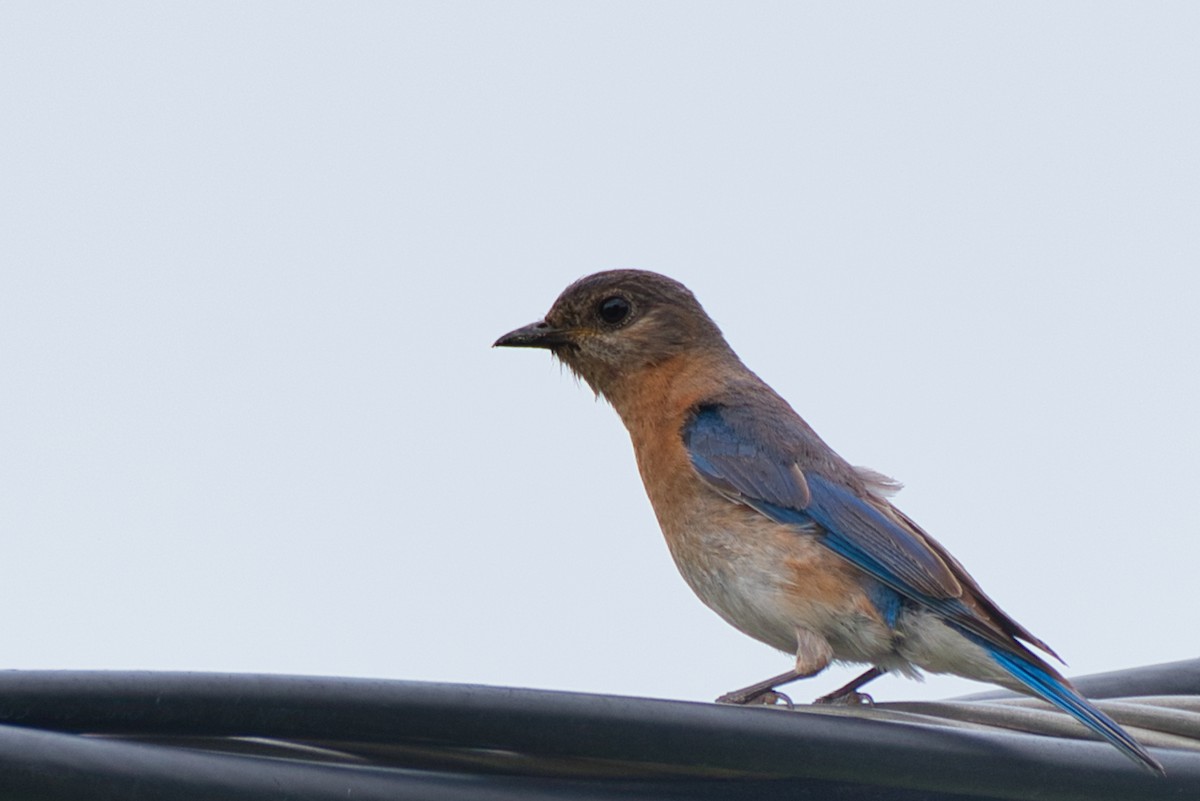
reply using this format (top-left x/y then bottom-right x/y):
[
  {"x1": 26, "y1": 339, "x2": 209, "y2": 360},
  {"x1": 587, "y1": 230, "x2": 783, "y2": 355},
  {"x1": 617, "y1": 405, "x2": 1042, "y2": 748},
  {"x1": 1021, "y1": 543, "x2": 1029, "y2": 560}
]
[{"x1": 494, "y1": 269, "x2": 1162, "y2": 774}]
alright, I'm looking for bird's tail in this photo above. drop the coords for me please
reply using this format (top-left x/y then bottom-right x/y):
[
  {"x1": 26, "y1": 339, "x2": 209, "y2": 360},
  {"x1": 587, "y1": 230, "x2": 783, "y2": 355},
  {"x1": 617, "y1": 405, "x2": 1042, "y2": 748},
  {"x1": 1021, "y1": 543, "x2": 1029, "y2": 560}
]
[{"x1": 981, "y1": 642, "x2": 1164, "y2": 774}]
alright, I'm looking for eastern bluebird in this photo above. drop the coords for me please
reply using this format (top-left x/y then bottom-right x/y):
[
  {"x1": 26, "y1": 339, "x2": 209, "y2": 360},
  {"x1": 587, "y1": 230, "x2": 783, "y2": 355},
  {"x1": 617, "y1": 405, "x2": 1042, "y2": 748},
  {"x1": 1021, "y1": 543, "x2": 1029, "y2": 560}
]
[{"x1": 495, "y1": 269, "x2": 1161, "y2": 774}]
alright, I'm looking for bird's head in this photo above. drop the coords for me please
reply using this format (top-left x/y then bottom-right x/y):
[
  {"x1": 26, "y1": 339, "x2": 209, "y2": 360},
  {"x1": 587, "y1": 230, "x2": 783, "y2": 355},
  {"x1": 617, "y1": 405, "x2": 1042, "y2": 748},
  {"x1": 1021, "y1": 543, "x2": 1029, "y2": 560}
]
[{"x1": 494, "y1": 270, "x2": 730, "y2": 400}]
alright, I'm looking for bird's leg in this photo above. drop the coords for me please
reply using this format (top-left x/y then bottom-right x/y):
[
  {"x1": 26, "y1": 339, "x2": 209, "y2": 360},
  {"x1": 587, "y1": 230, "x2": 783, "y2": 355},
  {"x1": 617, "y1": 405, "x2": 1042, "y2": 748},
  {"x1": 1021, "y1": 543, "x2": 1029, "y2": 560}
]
[
  {"x1": 716, "y1": 669, "x2": 805, "y2": 706},
  {"x1": 717, "y1": 627, "x2": 832, "y2": 706},
  {"x1": 814, "y1": 666, "x2": 885, "y2": 706}
]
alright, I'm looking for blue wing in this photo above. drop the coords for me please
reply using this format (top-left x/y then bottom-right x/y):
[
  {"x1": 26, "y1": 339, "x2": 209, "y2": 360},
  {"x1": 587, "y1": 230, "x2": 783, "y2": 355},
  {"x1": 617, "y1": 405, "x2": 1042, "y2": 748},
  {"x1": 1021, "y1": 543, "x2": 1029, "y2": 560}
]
[
  {"x1": 684, "y1": 403, "x2": 961, "y2": 602},
  {"x1": 684, "y1": 403, "x2": 1052, "y2": 644}
]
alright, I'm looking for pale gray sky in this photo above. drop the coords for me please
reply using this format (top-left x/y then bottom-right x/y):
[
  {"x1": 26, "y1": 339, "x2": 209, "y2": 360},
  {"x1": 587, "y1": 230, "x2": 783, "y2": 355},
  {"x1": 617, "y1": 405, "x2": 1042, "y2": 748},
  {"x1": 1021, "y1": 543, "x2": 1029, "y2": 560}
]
[{"x1": 2, "y1": 2, "x2": 1197, "y2": 705}]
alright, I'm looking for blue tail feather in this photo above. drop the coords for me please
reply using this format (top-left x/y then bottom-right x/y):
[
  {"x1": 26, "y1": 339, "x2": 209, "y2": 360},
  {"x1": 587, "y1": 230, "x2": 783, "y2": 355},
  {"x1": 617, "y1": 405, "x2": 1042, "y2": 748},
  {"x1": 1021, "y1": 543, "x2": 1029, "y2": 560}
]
[{"x1": 979, "y1": 640, "x2": 1163, "y2": 774}]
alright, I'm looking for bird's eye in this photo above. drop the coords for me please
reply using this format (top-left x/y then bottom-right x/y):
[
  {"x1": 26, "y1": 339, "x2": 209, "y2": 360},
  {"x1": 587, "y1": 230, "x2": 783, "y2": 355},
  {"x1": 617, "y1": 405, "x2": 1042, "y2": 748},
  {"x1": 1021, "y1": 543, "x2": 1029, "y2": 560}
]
[{"x1": 598, "y1": 296, "x2": 631, "y2": 325}]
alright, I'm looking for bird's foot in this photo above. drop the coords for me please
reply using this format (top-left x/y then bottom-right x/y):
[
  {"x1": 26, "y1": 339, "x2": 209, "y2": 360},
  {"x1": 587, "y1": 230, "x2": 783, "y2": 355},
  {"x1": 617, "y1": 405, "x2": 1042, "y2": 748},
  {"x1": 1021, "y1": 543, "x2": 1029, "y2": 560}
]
[
  {"x1": 814, "y1": 689, "x2": 874, "y2": 707},
  {"x1": 811, "y1": 666, "x2": 884, "y2": 706},
  {"x1": 716, "y1": 688, "x2": 794, "y2": 709},
  {"x1": 715, "y1": 669, "x2": 806, "y2": 708}
]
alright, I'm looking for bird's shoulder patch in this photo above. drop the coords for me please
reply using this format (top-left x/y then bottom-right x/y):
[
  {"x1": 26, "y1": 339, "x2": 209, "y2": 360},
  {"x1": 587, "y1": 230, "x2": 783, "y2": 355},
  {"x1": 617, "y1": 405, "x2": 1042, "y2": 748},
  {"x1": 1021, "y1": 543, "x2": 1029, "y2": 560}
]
[{"x1": 683, "y1": 403, "x2": 813, "y2": 513}]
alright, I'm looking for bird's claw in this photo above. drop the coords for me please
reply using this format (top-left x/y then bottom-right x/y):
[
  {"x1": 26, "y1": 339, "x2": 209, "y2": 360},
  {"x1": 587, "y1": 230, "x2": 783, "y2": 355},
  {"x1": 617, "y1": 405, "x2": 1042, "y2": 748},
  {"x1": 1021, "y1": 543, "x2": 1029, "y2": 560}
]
[
  {"x1": 814, "y1": 690, "x2": 874, "y2": 707},
  {"x1": 716, "y1": 689, "x2": 795, "y2": 709}
]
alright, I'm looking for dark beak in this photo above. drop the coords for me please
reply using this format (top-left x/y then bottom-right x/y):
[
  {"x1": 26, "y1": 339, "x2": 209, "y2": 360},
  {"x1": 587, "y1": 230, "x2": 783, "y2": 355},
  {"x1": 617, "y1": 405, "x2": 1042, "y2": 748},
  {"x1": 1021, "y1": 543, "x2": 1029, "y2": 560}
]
[{"x1": 493, "y1": 320, "x2": 574, "y2": 349}]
